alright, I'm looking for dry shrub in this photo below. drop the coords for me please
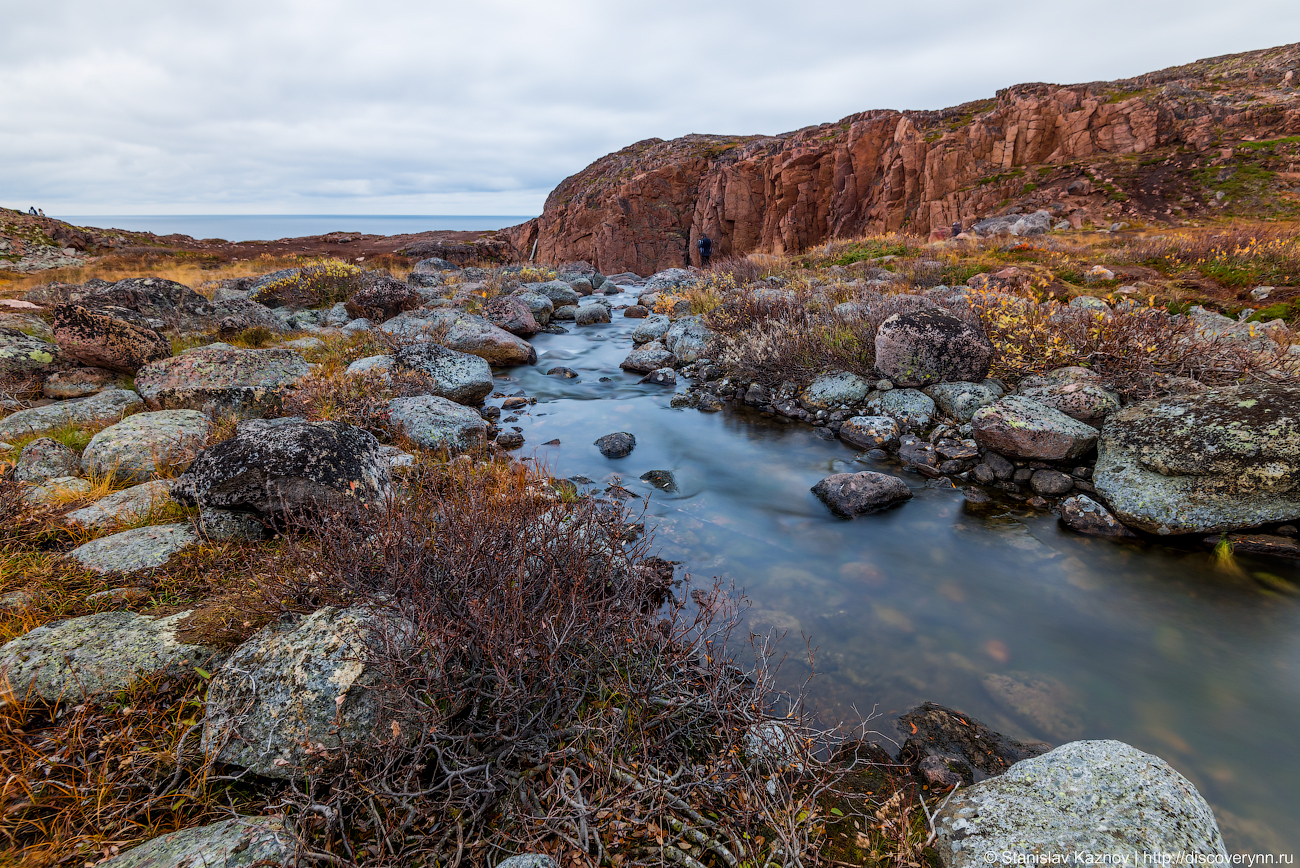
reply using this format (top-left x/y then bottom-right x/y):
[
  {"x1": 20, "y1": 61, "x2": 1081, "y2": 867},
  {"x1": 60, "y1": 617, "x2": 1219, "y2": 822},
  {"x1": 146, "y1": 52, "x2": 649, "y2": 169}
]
[{"x1": 1124, "y1": 226, "x2": 1300, "y2": 288}]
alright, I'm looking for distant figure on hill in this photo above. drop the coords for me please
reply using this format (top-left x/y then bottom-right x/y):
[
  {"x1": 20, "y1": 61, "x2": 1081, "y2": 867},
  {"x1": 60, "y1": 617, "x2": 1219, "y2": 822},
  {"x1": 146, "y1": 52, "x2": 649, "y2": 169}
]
[
  {"x1": 38, "y1": 209, "x2": 45, "y2": 217},
  {"x1": 951, "y1": 220, "x2": 962, "y2": 238},
  {"x1": 698, "y1": 235, "x2": 712, "y2": 267},
  {"x1": 28, "y1": 207, "x2": 37, "y2": 216}
]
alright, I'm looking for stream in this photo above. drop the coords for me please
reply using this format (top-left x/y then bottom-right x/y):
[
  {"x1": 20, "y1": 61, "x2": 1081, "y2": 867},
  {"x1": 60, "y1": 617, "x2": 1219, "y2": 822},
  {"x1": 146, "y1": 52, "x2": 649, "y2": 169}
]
[{"x1": 490, "y1": 285, "x2": 1300, "y2": 852}]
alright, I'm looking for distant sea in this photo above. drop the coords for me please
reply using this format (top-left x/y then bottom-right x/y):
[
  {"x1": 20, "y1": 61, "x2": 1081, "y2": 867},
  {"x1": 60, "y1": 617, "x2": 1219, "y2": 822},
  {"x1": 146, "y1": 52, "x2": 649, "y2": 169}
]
[{"x1": 53, "y1": 215, "x2": 533, "y2": 243}]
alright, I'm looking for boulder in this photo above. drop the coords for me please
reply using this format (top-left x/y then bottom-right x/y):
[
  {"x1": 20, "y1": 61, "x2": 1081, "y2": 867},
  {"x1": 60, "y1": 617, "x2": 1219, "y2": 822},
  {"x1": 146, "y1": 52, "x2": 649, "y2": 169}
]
[
  {"x1": 411, "y1": 256, "x2": 459, "y2": 273},
  {"x1": 171, "y1": 417, "x2": 392, "y2": 514},
  {"x1": 68, "y1": 523, "x2": 199, "y2": 574},
  {"x1": 1093, "y1": 384, "x2": 1300, "y2": 534},
  {"x1": 874, "y1": 309, "x2": 993, "y2": 388},
  {"x1": 865, "y1": 388, "x2": 935, "y2": 429},
  {"x1": 202, "y1": 606, "x2": 413, "y2": 778},
  {"x1": 1016, "y1": 380, "x2": 1121, "y2": 426},
  {"x1": 381, "y1": 311, "x2": 536, "y2": 366},
  {"x1": 50, "y1": 304, "x2": 171, "y2": 374},
  {"x1": 484, "y1": 295, "x2": 541, "y2": 336},
  {"x1": 969, "y1": 209, "x2": 1053, "y2": 238},
  {"x1": 195, "y1": 507, "x2": 268, "y2": 541},
  {"x1": 0, "y1": 330, "x2": 62, "y2": 376},
  {"x1": 640, "y1": 367, "x2": 676, "y2": 386},
  {"x1": 619, "y1": 341, "x2": 676, "y2": 373},
  {"x1": 631, "y1": 314, "x2": 671, "y2": 344},
  {"x1": 972, "y1": 397, "x2": 1098, "y2": 461},
  {"x1": 1029, "y1": 469, "x2": 1074, "y2": 496},
  {"x1": 43, "y1": 367, "x2": 117, "y2": 399},
  {"x1": 0, "y1": 389, "x2": 143, "y2": 442},
  {"x1": 933, "y1": 740, "x2": 1227, "y2": 866},
  {"x1": 528, "y1": 280, "x2": 580, "y2": 308},
  {"x1": 394, "y1": 342, "x2": 494, "y2": 405},
  {"x1": 552, "y1": 305, "x2": 578, "y2": 321},
  {"x1": 575, "y1": 303, "x2": 611, "y2": 325},
  {"x1": 511, "y1": 290, "x2": 554, "y2": 326},
  {"x1": 343, "y1": 277, "x2": 422, "y2": 323},
  {"x1": 65, "y1": 480, "x2": 173, "y2": 530},
  {"x1": 623, "y1": 305, "x2": 649, "y2": 318},
  {"x1": 345, "y1": 354, "x2": 394, "y2": 379},
  {"x1": 645, "y1": 268, "x2": 697, "y2": 291},
  {"x1": 662, "y1": 315, "x2": 714, "y2": 363},
  {"x1": 0, "y1": 609, "x2": 223, "y2": 704},
  {"x1": 923, "y1": 382, "x2": 1003, "y2": 423},
  {"x1": 811, "y1": 471, "x2": 912, "y2": 517},
  {"x1": 898, "y1": 702, "x2": 1049, "y2": 788},
  {"x1": 22, "y1": 476, "x2": 92, "y2": 507},
  {"x1": 801, "y1": 371, "x2": 874, "y2": 411},
  {"x1": 383, "y1": 395, "x2": 488, "y2": 452},
  {"x1": 1059, "y1": 495, "x2": 1136, "y2": 538},
  {"x1": 100, "y1": 816, "x2": 292, "y2": 868},
  {"x1": 839, "y1": 416, "x2": 900, "y2": 450},
  {"x1": 595, "y1": 432, "x2": 636, "y2": 458},
  {"x1": 566, "y1": 276, "x2": 595, "y2": 296},
  {"x1": 13, "y1": 438, "x2": 79, "y2": 483},
  {"x1": 134, "y1": 348, "x2": 311, "y2": 419},
  {"x1": 81, "y1": 410, "x2": 211, "y2": 482}
]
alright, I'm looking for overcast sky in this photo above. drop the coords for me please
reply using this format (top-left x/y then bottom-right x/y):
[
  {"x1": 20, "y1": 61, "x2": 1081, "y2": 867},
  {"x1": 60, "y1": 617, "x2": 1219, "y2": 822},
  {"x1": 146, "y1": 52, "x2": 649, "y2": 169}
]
[{"x1": 2, "y1": 0, "x2": 1297, "y2": 217}]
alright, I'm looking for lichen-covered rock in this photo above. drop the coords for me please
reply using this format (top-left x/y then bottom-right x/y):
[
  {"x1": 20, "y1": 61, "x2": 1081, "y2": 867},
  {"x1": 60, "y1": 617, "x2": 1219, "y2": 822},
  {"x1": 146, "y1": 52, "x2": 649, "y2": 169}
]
[
  {"x1": 933, "y1": 740, "x2": 1227, "y2": 867},
  {"x1": 383, "y1": 395, "x2": 488, "y2": 452},
  {"x1": 1093, "y1": 384, "x2": 1300, "y2": 534},
  {"x1": 13, "y1": 437, "x2": 79, "y2": 483},
  {"x1": 202, "y1": 606, "x2": 413, "y2": 778},
  {"x1": 511, "y1": 290, "x2": 554, "y2": 326},
  {"x1": 43, "y1": 366, "x2": 117, "y2": 399},
  {"x1": 68, "y1": 523, "x2": 199, "y2": 574},
  {"x1": 100, "y1": 816, "x2": 292, "y2": 868},
  {"x1": 0, "y1": 610, "x2": 223, "y2": 703},
  {"x1": 801, "y1": 371, "x2": 874, "y2": 411},
  {"x1": 631, "y1": 314, "x2": 671, "y2": 344},
  {"x1": 134, "y1": 348, "x2": 311, "y2": 418},
  {"x1": 839, "y1": 416, "x2": 900, "y2": 450},
  {"x1": 923, "y1": 381, "x2": 1003, "y2": 423},
  {"x1": 971, "y1": 396, "x2": 1099, "y2": 460},
  {"x1": 528, "y1": 280, "x2": 581, "y2": 308},
  {"x1": 81, "y1": 410, "x2": 211, "y2": 482},
  {"x1": 575, "y1": 303, "x2": 611, "y2": 325},
  {"x1": 394, "y1": 343, "x2": 494, "y2": 405},
  {"x1": 1016, "y1": 380, "x2": 1122, "y2": 426},
  {"x1": 343, "y1": 276, "x2": 423, "y2": 323},
  {"x1": 22, "y1": 476, "x2": 92, "y2": 506},
  {"x1": 1059, "y1": 495, "x2": 1136, "y2": 538},
  {"x1": 496, "y1": 855, "x2": 560, "y2": 868},
  {"x1": 65, "y1": 480, "x2": 173, "y2": 530},
  {"x1": 195, "y1": 507, "x2": 267, "y2": 541},
  {"x1": 0, "y1": 329, "x2": 63, "y2": 375},
  {"x1": 0, "y1": 388, "x2": 143, "y2": 442},
  {"x1": 620, "y1": 341, "x2": 676, "y2": 373},
  {"x1": 662, "y1": 315, "x2": 714, "y2": 363},
  {"x1": 874, "y1": 310, "x2": 993, "y2": 387},
  {"x1": 50, "y1": 304, "x2": 171, "y2": 374},
  {"x1": 865, "y1": 388, "x2": 936, "y2": 429},
  {"x1": 811, "y1": 471, "x2": 912, "y2": 517},
  {"x1": 381, "y1": 310, "x2": 536, "y2": 366},
  {"x1": 484, "y1": 295, "x2": 541, "y2": 336},
  {"x1": 171, "y1": 417, "x2": 392, "y2": 514}
]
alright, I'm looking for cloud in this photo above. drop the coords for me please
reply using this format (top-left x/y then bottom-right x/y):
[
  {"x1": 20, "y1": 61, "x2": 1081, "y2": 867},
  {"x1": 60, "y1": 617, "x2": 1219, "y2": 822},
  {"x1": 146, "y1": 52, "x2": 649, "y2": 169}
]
[{"x1": 2, "y1": 0, "x2": 1297, "y2": 215}]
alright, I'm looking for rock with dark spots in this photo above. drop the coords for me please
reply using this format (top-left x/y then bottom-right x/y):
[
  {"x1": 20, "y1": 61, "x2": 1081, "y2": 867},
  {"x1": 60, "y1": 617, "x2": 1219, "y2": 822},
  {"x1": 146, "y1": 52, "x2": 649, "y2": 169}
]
[
  {"x1": 81, "y1": 410, "x2": 212, "y2": 482},
  {"x1": 202, "y1": 605, "x2": 414, "y2": 779},
  {"x1": 0, "y1": 329, "x2": 63, "y2": 376},
  {"x1": 484, "y1": 295, "x2": 541, "y2": 336},
  {"x1": 811, "y1": 471, "x2": 912, "y2": 517},
  {"x1": 343, "y1": 277, "x2": 423, "y2": 323},
  {"x1": 0, "y1": 610, "x2": 224, "y2": 704},
  {"x1": 99, "y1": 816, "x2": 293, "y2": 868},
  {"x1": 43, "y1": 367, "x2": 117, "y2": 399},
  {"x1": 972, "y1": 396, "x2": 1098, "y2": 460},
  {"x1": 0, "y1": 389, "x2": 143, "y2": 442},
  {"x1": 14, "y1": 438, "x2": 79, "y2": 483},
  {"x1": 1016, "y1": 380, "x2": 1122, "y2": 426},
  {"x1": 134, "y1": 348, "x2": 311, "y2": 419},
  {"x1": 630, "y1": 314, "x2": 671, "y2": 344},
  {"x1": 839, "y1": 416, "x2": 900, "y2": 450},
  {"x1": 640, "y1": 470, "x2": 677, "y2": 491},
  {"x1": 897, "y1": 702, "x2": 1050, "y2": 787},
  {"x1": 923, "y1": 381, "x2": 1002, "y2": 423},
  {"x1": 1093, "y1": 385, "x2": 1300, "y2": 534},
  {"x1": 68, "y1": 524, "x2": 199, "y2": 574},
  {"x1": 171, "y1": 417, "x2": 392, "y2": 514},
  {"x1": 801, "y1": 371, "x2": 874, "y2": 411},
  {"x1": 898, "y1": 435, "x2": 938, "y2": 468},
  {"x1": 865, "y1": 388, "x2": 935, "y2": 429},
  {"x1": 496, "y1": 855, "x2": 560, "y2": 868},
  {"x1": 547, "y1": 366, "x2": 578, "y2": 379},
  {"x1": 1029, "y1": 469, "x2": 1074, "y2": 496},
  {"x1": 411, "y1": 256, "x2": 459, "y2": 274},
  {"x1": 984, "y1": 451, "x2": 1015, "y2": 479},
  {"x1": 875, "y1": 309, "x2": 993, "y2": 387},
  {"x1": 381, "y1": 310, "x2": 536, "y2": 366},
  {"x1": 552, "y1": 304, "x2": 578, "y2": 321},
  {"x1": 195, "y1": 507, "x2": 268, "y2": 541},
  {"x1": 623, "y1": 305, "x2": 649, "y2": 318},
  {"x1": 933, "y1": 740, "x2": 1227, "y2": 866},
  {"x1": 640, "y1": 367, "x2": 676, "y2": 386},
  {"x1": 22, "y1": 476, "x2": 92, "y2": 507},
  {"x1": 575, "y1": 303, "x2": 611, "y2": 325},
  {"x1": 528, "y1": 280, "x2": 581, "y2": 309},
  {"x1": 1058, "y1": 494, "x2": 1136, "y2": 537},
  {"x1": 51, "y1": 304, "x2": 171, "y2": 374},
  {"x1": 595, "y1": 432, "x2": 636, "y2": 458},
  {"x1": 511, "y1": 290, "x2": 554, "y2": 326},
  {"x1": 496, "y1": 431, "x2": 525, "y2": 449},
  {"x1": 383, "y1": 395, "x2": 489, "y2": 452},
  {"x1": 619, "y1": 341, "x2": 676, "y2": 373},
  {"x1": 662, "y1": 315, "x2": 714, "y2": 363},
  {"x1": 393, "y1": 342, "x2": 494, "y2": 405},
  {"x1": 65, "y1": 480, "x2": 173, "y2": 530}
]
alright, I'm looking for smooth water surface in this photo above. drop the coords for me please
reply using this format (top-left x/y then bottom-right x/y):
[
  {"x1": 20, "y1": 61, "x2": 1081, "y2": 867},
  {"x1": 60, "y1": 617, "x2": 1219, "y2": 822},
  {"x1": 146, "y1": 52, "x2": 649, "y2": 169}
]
[
  {"x1": 52, "y1": 215, "x2": 532, "y2": 242},
  {"x1": 494, "y1": 288, "x2": 1300, "y2": 852}
]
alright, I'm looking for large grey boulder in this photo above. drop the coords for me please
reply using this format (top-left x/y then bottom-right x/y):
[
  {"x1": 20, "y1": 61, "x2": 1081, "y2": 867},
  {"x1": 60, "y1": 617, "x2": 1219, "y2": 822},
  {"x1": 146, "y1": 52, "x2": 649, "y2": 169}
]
[
  {"x1": 100, "y1": 816, "x2": 293, "y2": 868},
  {"x1": 839, "y1": 416, "x2": 900, "y2": 450},
  {"x1": 801, "y1": 371, "x2": 874, "y2": 411},
  {"x1": 68, "y1": 523, "x2": 199, "y2": 574},
  {"x1": 0, "y1": 330, "x2": 63, "y2": 376},
  {"x1": 1016, "y1": 376, "x2": 1122, "y2": 427},
  {"x1": 13, "y1": 437, "x2": 79, "y2": 483},
  {"x1": 972, "y1": 396, "x2": 1099, "y2": 461},
  {"x1": 484, "y1": 295, "x2": 542, "y2": 336},
  {"x1": 620, "y1": 341, "x2": 676, "y2": 373},
  {"x1": 0, "y1": 610, "x2": 223, "y2": 703},
  {"x1": 394, "y1": 342, "x2": 494, "y2": 405},
  {"x1": 171, "y1": 417, "x2": 392, "y2": 514},
  {"x1": 933, "y1": 740, "x2": 1226, "y2": 867},
  {"x1": 383, "y1": 395, "x2": 488, "y2": 452},
  {"x1": 865, "y1": 388, "x2": 936, "y2": 429},
  {"x1": 511, "y1": 290, "x2": 554, "y2": 326},
  {"x1": 0, "y1": 389, "x2": 142, "y2": 442},
  {"x1": 527, "y1": 280, "x2": 580, "y2": 308},
  {"x1": 51, "y1": 304, "x2": 171, "y2": 374},
  {"x1": 575, "y1": 303, "x2": 611, "y2": 325},
  {"x1": 343, "y1": 277, "x2": 422, "y2": 323},
  {"x1": 381, "y1": 310, "x2": 536, "y2": 366},
  {"x1": 66, "y1": 480, "x2": 173, "y2": 530},
  {"x1": 663, "y1": 315, "x2": 714, "y2": 363},
  {"x1": 202, "y1": 606, "x2": 413, "y2": 779},
  {"x1": 22, "y1": 476, "x2": 92, "y2": 507},
  {"x1": 81, "y1": 410, "x2": 211, "y2": 482},
  {"x1": 1093, "y1": 384, "x2": 1300, "y2": 534},
  {"x1": 631, "y1": 314, "x2": 671, "y2": 344},
  {"x1": 875, "y1": 310, "x2": 993, "y2": 387},
  {"x1": 923, "y1": 382, "x2": 1003, "y2": 423},
  {"x1": 645, "y1": 268, "x2": 697, "y2": 291},
  {"x1": 811, "y1": 471, "x2": 912, "y2": 517},
  {"x1": 969, "y1": 209, "x2": 1053, "y2": 238},
  {"x1": 134, "y1": 348, "x2": 311, "y2": 419}
]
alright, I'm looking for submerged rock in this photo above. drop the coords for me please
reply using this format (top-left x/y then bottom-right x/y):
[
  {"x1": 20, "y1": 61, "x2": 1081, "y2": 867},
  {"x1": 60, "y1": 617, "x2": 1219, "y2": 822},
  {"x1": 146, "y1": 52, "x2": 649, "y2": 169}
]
[
  {"x1": 1059, "y1": 495, "x2": 1135, "y2": 538},
  {"x1": 811, "y1": 471, "x2": 911, "y2": 517},
  {"x1": 595, "y1": 431, "x2": 636, "y2": 458}
]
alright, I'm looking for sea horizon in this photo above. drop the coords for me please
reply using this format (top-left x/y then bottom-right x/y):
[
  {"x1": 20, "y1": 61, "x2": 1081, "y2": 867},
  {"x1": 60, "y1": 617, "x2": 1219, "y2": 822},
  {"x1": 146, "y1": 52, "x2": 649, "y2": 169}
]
[{"x1": 50, "y1": 214, "x2": 535, "y2": 244}]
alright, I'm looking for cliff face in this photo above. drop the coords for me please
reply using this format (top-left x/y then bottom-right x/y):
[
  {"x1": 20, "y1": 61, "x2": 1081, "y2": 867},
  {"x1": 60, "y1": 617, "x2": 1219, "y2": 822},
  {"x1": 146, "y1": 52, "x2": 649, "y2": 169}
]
[{"x1": 505, "y1": 43, "x2": 1300, "y2": 274}]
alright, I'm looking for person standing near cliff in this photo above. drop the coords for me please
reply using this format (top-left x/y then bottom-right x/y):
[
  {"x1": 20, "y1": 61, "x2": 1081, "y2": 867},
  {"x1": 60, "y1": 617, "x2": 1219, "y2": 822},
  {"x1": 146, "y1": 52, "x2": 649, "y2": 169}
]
[{"x1": 698, "y1": 235, "x2": 712, "y2": 268}]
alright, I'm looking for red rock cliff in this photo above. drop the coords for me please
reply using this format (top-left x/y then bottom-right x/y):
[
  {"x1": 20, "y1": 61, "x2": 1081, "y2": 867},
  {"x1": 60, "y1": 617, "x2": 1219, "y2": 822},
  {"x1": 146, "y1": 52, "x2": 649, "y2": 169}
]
[{"x1": 504, "y1": 43, "x2": 1300, "y2": 274}]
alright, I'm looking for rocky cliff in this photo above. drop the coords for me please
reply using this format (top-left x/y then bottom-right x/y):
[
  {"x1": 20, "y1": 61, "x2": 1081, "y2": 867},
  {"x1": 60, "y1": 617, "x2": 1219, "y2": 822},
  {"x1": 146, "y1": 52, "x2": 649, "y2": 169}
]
[{"x1": 505, "y1": 43, "x2": 1300, "y2": 275}]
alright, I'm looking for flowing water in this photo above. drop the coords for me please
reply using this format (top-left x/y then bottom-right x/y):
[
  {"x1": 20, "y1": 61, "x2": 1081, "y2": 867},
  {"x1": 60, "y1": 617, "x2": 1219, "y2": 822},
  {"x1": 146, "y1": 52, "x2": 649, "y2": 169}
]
[{"x1": 495, "y1": 286, "x2": 1300, "y2": 852}]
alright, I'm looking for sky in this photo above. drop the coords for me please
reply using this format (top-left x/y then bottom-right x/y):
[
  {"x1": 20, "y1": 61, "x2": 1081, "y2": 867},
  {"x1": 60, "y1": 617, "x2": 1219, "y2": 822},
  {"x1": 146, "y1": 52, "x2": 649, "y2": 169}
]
[{"x1": 2, "y1": 0, "x2": 1298, "y2": 218}]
